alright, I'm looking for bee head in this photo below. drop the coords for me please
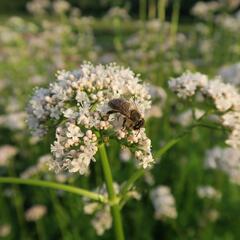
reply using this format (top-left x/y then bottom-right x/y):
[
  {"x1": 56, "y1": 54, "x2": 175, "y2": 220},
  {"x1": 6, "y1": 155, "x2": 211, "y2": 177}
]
[{"x1": 133, "y1": 118, "x2": 144, "y2": 130}]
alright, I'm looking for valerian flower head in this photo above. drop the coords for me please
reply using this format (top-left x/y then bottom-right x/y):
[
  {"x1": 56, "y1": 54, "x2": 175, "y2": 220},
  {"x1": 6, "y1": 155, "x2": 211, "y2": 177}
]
[
  {"x1": 27, "y1": 62, "x2": 153, "y2": 175},
  {"x1": 169, "y1": 71, "x2": 240, "y2": 149}
]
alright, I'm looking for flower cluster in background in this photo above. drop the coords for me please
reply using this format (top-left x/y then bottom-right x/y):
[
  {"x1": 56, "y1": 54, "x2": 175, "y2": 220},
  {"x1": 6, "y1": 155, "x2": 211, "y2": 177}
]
[{"x1": 169, "y1": 72, "x2": 240, "y2": 149}]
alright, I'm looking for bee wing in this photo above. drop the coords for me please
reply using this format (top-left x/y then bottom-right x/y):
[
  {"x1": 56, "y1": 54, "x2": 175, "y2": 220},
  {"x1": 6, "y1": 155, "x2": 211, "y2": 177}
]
[{"x1": 108, "y1": 98, "x2": 131, "y2": 117}]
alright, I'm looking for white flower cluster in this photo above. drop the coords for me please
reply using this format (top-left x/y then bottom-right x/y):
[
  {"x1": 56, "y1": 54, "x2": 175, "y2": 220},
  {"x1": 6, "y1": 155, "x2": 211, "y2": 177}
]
[
  {"x1": 168, "y1": 72, "x2": 208, "y2": 99},
  {"x1": 150, "y1": 185, "x2": 177, "y2": 220},
  {"x1": 169, "y1": 71, "x2": 240, "y2": 149},
  {"x1": 197, "y1": 185, "x2": 222, "y2": 200},
  {"x1": 205, "y1": 146, "x2": 240, "y2": 185},
  {"x1": 27, "y1": 63, "x2": 153, "y2": 175}
]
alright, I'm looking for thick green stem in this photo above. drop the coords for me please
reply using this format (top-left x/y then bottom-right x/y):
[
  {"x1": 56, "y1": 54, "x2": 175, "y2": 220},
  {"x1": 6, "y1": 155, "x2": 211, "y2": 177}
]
[
  {"x1": 0, "y1": 177, "x2": 106, "y2": 203},
  {"x1": 98, "y1": 143, "x2": 125, "y2": 240}
]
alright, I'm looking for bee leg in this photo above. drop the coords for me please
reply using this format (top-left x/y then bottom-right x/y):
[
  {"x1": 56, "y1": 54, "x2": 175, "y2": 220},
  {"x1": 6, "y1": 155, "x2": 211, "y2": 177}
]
[
  {"x1": 103, "y1": 110, "x2": 118, "y2": 121},
  {"x1": 121, "y1": 118, "x2": 127, "y2": 131},
  {"x1": 136, "y1": 129, "x2": 140, "y2": 136},
  {"x1": 107, "y1": 110, "x2": 119, "y2": 115}
]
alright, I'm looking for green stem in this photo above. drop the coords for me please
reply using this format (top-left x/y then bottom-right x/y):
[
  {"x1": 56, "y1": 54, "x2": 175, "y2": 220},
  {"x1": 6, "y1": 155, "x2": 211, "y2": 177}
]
[
  {"x1": 120, "y1": 169, "x2": 144, "y2": 201},
  {"x1": 148, "y1": 0, "x2": 156, "y2": 19},
  {"x1": 158, "y1": 0, "x2": 167, "y2": 22},
  {"x1": 36, "y1": 220, "x2": 46, "y2": 240},
  {"x1": 0, "y1": 177, "x2": 106, "y2": 203},
  {"x1": 49, "y1": 191, "x2": 68, "y2": 238},
  {"x1": 139, "y1": 0, "x2": 147, "y2": 21},
  {"x1": 98, "y1": 143, "x2": 125, "y2": 240},
  {"x1": 8, "y1": 160, "x2": 27, "y2": 239},
  {"x1": 170, "y1": 0, "x2": 181, "y2": 43},
  {"x1": 154, "y1": 138, "x2": 181, "y2": 159}
]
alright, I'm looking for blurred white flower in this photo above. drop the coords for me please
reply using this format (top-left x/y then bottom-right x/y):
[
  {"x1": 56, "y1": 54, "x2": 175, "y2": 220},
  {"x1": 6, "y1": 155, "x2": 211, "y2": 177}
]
[
  {"x1": 173, "y1": 108, "x2": 205, "y2": 127},
  {"x1": 52, "y1": 0, "x2": 70, "y2": 14},
  {"x1": 0, "y1": 145, "x2": 18, "y2": 167},
  {"x1": 150, "y1": 185, "x2": 177, "y2": 220},
  {"x1": 119, "y1": 147, "x2": 132, "y2": 162},
  {"x1": 205, "y1": 146, "x2": 240, "y2": 184},
  {"x1": 25, "y1": 205, "x2": 47, "y2": 221},
  {"x1": 215, "y1": 14, "x2": 240, "y2": 32},
  {"x1": 104, "y1": 7, "x2": 130, "y2": 21},
  {"x1": 197, "y1": 185, "x2": 222, "y2": 200},
  {"x1": 0, "y1": 112, "x2": 26, "y2": 130},
  {"x1": 27, "y1": 0, "x2": 50, "y2": 15},
  {"x1": 91, "y1": 206, "x2": 112, "y2": 236},
  {"x1": 191, "y1": 1, "x2": 221, "y2": 19},
  {"x1": 218, "y1": 62, "x2": 240, "y2": 87},
  {"x1": 0, "y1": 224, "x2": 11, "y2": 237}
]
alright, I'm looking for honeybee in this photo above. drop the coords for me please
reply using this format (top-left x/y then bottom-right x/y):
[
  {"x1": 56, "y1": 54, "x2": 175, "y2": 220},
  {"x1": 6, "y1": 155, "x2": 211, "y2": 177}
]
[{"x1": 107, "y1": 98, "x2": 144, "y2": 130}]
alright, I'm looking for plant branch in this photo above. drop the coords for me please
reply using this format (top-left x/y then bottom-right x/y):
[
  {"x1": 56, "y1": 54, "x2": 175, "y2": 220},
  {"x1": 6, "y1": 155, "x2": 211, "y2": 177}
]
[
  {"x1": 98, "y1": 143, "x2": 125, "y2": 240},
  {"x1": 0, "y1": 177, "x2": 106, "y2": 203}
]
